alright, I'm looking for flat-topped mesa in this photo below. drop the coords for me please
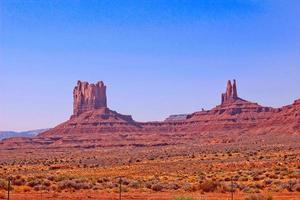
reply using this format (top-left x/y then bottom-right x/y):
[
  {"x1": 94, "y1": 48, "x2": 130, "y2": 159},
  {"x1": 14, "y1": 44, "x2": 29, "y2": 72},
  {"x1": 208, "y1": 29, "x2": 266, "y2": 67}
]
[
  {"x1": 221, "y1": 79, "x2": 239, "y2": 105},
  {"x1": 73, "y1": 80, "x2": 107, "y2": 116}
]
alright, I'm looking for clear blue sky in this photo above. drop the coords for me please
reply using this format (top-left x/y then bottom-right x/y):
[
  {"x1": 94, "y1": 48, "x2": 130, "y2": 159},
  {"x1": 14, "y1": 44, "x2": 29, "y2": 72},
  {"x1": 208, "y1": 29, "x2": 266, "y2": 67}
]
[{"x1": 0, "y1": 1, "x2": 299, "y2": 131}]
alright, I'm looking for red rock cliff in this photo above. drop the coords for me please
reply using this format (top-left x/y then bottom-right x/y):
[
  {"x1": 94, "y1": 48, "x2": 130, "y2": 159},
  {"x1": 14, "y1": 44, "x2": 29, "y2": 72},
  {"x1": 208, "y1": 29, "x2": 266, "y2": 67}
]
[{"x1": 73, "y1": 81, "x2": 107, "y2": 116}]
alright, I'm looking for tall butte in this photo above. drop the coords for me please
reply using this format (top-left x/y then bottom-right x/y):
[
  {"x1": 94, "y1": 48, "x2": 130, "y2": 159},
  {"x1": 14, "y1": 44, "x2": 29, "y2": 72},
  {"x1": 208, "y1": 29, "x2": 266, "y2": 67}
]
[{"x1": 73, "y1": 81, "x2": 107, "y2": 116}]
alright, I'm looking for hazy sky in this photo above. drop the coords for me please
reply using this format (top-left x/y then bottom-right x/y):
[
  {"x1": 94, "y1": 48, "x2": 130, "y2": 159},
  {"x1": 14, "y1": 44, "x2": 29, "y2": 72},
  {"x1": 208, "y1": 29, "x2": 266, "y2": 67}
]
[{"x1": 0, "y1": 1, "x2": 299, "y2": 131}]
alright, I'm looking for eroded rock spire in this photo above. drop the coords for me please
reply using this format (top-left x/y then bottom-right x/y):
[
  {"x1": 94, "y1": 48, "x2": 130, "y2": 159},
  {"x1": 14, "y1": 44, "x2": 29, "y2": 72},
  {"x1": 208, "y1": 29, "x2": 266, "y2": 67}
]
[{"x1": 221, "y1": 79, "x2": 239, "y2": 104}]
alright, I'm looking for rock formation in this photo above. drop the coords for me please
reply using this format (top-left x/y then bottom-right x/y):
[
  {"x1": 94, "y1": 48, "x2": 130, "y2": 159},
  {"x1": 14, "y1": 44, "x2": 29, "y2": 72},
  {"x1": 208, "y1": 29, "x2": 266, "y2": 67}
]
[
  {"x1": 39, "y1": 81, "x2": 137, "y2": 138},
  {"x1": 188, "y1": 79, "x2": 276, "y2": 129},
  {"x1": 73, "y1": 81, "x2": 107, "y2": 116},
  {"x1": 1, "y1": 79, "x2": 299, "y2": 149},
  {"x1": 221, "y1": 79, "x2": 239, "y2": 104}
]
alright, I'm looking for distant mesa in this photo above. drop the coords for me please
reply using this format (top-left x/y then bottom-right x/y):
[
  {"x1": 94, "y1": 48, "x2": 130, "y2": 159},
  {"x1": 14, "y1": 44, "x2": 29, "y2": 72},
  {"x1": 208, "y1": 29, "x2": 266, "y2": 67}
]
[{"x1": 165, "y1": 114, "x2": 188, "y2": 122}]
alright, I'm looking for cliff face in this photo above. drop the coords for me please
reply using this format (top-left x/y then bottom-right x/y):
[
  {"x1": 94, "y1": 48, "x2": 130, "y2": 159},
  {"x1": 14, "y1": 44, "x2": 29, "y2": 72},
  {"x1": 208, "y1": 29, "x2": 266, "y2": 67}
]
[{"x1": 73, "y1": 81, "x2": 107, "y2": 116}]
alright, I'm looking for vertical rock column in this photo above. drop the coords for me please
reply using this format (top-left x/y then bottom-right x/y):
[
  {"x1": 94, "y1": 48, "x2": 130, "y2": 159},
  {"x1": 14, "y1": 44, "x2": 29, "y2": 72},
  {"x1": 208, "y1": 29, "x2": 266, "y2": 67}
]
[
  {"x1": 73, "y1": 81, "x2": 107, "y2": 116},
  {"x1": 221, "y1": 79, "x2": 239, "y2": 104}
]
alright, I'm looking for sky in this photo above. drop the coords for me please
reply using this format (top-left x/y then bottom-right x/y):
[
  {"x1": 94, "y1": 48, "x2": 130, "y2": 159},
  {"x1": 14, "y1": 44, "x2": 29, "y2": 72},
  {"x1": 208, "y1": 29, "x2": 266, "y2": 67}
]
[{"x1": 0, "y1": 0, "x2": 299, "y2": 131}]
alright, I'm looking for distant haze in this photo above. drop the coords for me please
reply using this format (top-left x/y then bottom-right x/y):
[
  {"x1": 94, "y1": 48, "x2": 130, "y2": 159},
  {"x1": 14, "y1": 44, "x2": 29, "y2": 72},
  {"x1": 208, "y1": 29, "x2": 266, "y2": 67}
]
[
  {"x1": 0, "y1": 1, "x2": 299, "y2": 131},
  {"x1": 0, "y1": 129, "x2": 49, "y2": 140}
]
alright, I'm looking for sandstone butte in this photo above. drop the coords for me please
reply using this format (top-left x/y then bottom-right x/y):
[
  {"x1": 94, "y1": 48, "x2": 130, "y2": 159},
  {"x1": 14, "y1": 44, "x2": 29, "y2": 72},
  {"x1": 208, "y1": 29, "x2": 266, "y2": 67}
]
[{"x1": 1, "y1": 80, "x2": 299, "y2": 149}]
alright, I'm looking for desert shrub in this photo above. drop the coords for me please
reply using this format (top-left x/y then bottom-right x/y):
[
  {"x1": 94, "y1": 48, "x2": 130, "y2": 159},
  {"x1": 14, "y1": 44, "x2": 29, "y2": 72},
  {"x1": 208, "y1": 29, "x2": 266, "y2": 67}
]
[
  {"x1": 289, "y1": 170, "x2": 300, "y2": 179},
  {"x1": 144, "y1": 180, "x2": 159, "y2": 189},
  {"x1": 145, "y1": 181, "x2": 153, "y2": 189},
  {"x1": 239, "y1": 177, "x2": 249, "y2": 182},
  {"x1": 47, "y1": 175, "x2": 55, "y2": 181},
  {"x1": 120, "y1": 178, "x2": 130, "y2": 185},
  {"x1": 268, "y1": 174, "x2": 278, "y2": 179},
  {"x1": 151, "y1": 183, "x2": 164, "y2": 191},
  {"x1": 103, "y1": 181, "x2": 117, "y2": 189},
  {"x1": 254, "y1": 183, "x2": 264, "y2": 190},
  {"x1": 219, "y1": 183, "x2": 230, "y2": 193},
  {"x1": 224, "y1": 177, "x2": 231, "y2": 182},
  {"x1": 49, "y1": 165, "x2": 68, "y2": 170},
  {"x1": 244, "y1": 194, "x2": 272, "y2": 200},
  {"x1": 280, "y1": 180, "x2": 297, "y2": 192},
  {"x1": 199, "y1": 180, "x2": 219, "y2": 193},
  {"x1": 167, "y1": 182, "x2": 180, "y2": 190},
  {"x1": 293, "y1": 184, "x2": 300, "y2": 192},
  {"x1": 128, "y1": 180, "x2": 140, "y2": 189},
  {"x1": 182, "y1": 183, "x2": 197, "y2": 192},
  {"x1": 280, "y1": 170, "x2": 290, "y2": 177},
  {"x1": 12, "y1": 177, "x2": 26, "y2": 186},
  {"x1": 238, "y1": 183, "x2": 247, "y2": 191},
  {"x1": 0, "y1": 179, "x2": 7, "y2": 190},
  {"x1": 232, "y1": 175, "x2": 239, "y2": 181},
  {"x1": 263, "y1": 179, "x2": 273, "y2": 186},
  {"x1": 197, "y1": 171, "x2": 206, "y2": 181},
  {"x1": 182, "y1": 183, "x2": 191, "y2": 191},
  {"x1": 51, "y1": 185, "x2": 58, "y2": 191},
  {"x1": 58, "y1": 179, "x2": 92, "y2": 190},
  {"x1": 33, "y1": 185, "x2": 47, "y2": 191},
  {"x1": 242, "y1": 186, "x2": 258, "y2": 194},
  {"x1": 219, "y1": 182, "x2": 236, "y2": 193},
  {"x1": 42, "y1": 180, "x2": 51, "y2": 187},
  {"x1": 27, "y1": 179, "x2": 42, "y2": 187},
  {"x1": 53, "y1": 175, "x2": 74, "y2": 182},
  {"x1": 172, "y1": 195, "x2": 197, "y2": 200},
  {"x1": 19, "y1": 185, "x2": 31, "y2": 192},
  {"x1": 253, "y1": 175, "x2": 265, "y2": 181},
  {"x1": 97, "y1": 177, "x2": 109, "y2": 183}
]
